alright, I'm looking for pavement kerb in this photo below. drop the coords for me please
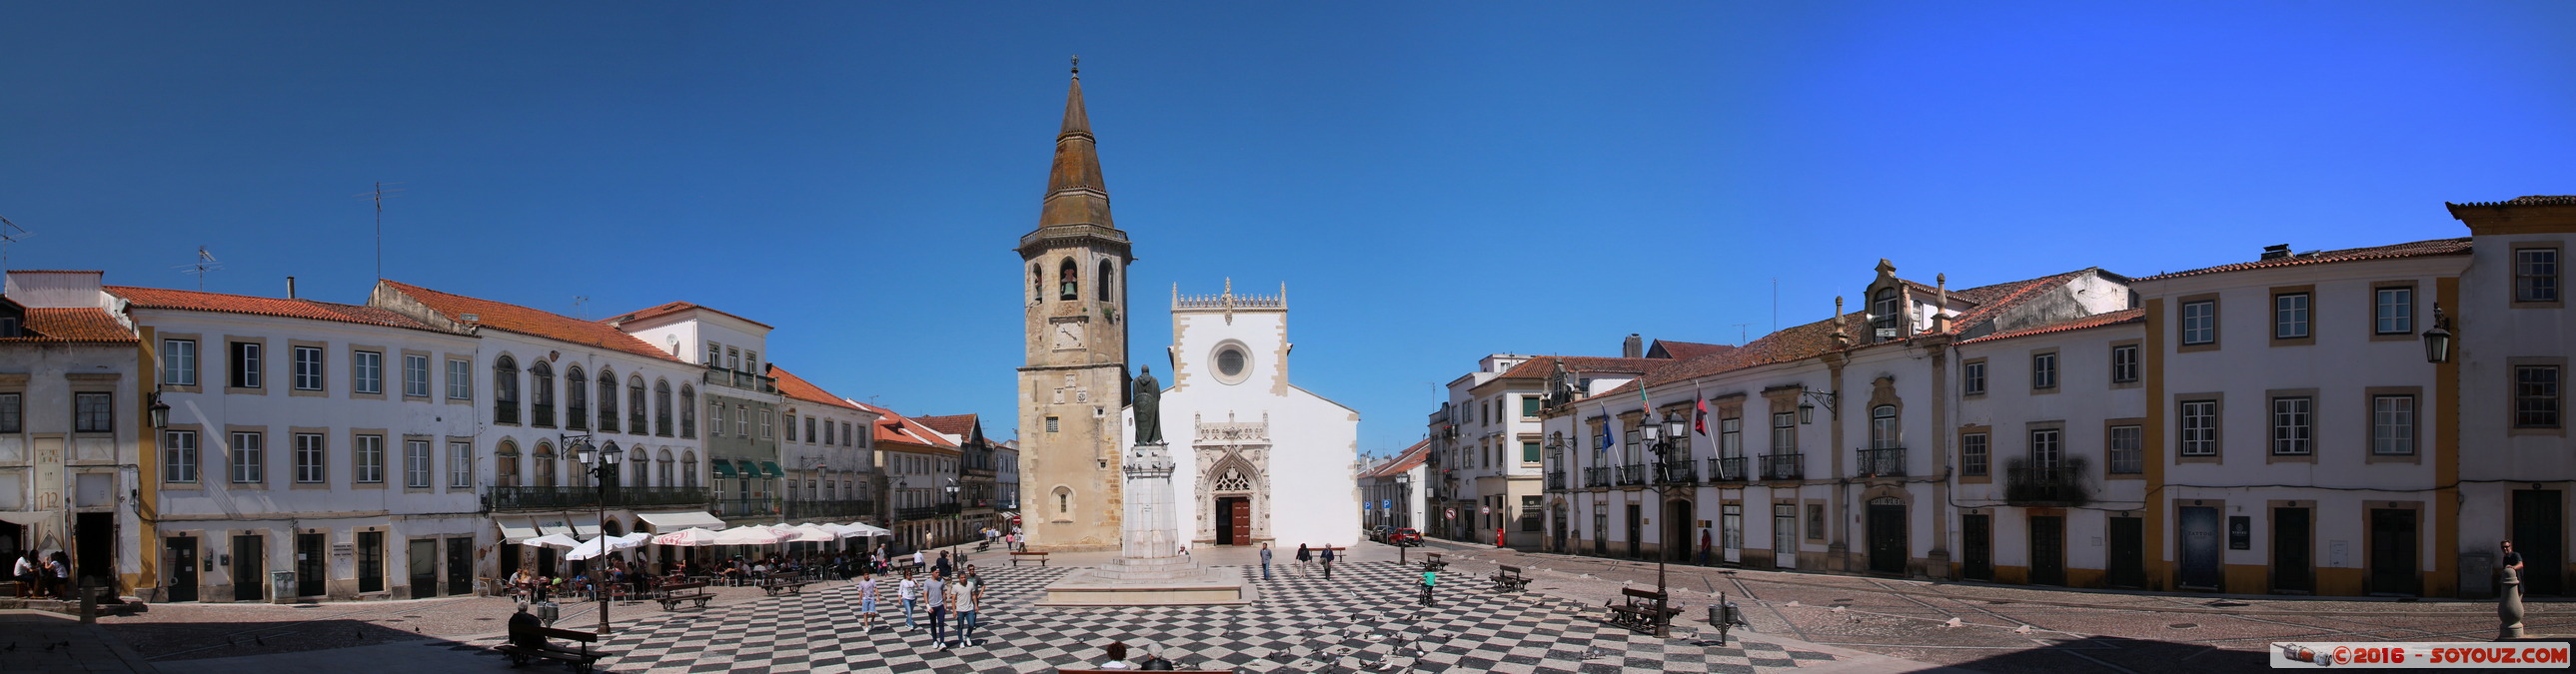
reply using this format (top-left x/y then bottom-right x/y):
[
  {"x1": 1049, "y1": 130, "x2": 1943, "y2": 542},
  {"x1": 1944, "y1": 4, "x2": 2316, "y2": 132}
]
[
  {"x1": 1426, "y1": 540, "x2": 2555, "y2": 617},
  {"x1": 2, "y1": 608, "x2": 163, "y2": 673}
]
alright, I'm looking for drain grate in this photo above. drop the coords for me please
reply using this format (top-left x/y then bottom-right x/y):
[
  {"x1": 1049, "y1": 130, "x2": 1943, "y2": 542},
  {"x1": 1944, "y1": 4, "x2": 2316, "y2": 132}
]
[{"x1": 2168, "y1": 623, "x2": 2199, "y2": 629}]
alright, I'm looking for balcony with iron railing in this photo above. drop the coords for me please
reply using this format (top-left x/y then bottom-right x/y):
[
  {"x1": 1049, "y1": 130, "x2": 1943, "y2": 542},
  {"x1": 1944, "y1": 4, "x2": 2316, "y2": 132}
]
[
  {"x1": 1857, "y1": 447, "x2": 1907, "y2": 477},
  {"x1": 2005, "y1": 458, "x2": 2090, "y2": 506},
  {"x1": 487, "y1": 485, "x2": 711, "y2": 510},
  {"x1": 1582, "y1": 466, "x2": 1611, "y2": 488},
  {"x1": 712, "y1": 498, "x2": 777, "y2": 518},
  {"x1": 782, "y1": 499, "x2": 876, "y2": 520},
  {"x1": 896, "y1": 506, "x2": 939, "y2": 521},
  {"x1": 1545, "y1": 471, "x2": 1567, "y2": 490},
  {"x1": 1653, "y1": 459, "x2": 1697, "y2": 484},
  {"x1": 1616, "y1": 464, "x2": 1648, "y2": 486},
  {"x1": 1709, "y1": 456, "x2": 1748, "y2": 482},
  {"x1": 702, "y1": 367, "x2": 779, "y2": 394},
  {"x1": 1760, "y1": 452, "x2": 1805, "y2": 480}
]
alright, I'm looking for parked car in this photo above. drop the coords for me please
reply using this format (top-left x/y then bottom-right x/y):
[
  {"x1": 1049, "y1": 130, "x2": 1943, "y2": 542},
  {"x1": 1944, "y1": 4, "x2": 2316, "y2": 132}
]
[
  {"x1": 1366, "y1": 525, "x2": 1391, "y2": 542},
  {"x1": 1387, "y1": 528, "x2": 1421, "y2": 546}
]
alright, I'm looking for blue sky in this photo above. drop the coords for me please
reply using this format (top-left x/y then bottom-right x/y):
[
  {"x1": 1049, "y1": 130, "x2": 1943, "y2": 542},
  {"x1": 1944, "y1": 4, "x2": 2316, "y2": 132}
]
[{"x1": 5, "y1": 3, "x2": 2572, "y2": 457}]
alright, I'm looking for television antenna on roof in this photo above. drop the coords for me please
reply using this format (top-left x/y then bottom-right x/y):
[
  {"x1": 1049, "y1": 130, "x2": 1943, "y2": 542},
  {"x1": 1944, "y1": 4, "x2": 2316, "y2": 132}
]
[
  {"x1": 0, "y1": 216, "x2": 31, "y2": 271},
  {"x1": 354, "y1": 182, "x2": 405, "y2": 281},
  {"x1": 175, "y1": 247, "x2": 223, "y2": 291}
]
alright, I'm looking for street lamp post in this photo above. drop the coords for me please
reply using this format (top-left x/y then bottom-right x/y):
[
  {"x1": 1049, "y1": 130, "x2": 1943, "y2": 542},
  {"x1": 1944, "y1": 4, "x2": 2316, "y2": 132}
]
[
  {"x1": 1638, "y1": 411, "x2": 1690, "y2": 637},
  {"x1": 894, "y1": 476, "x2": 910, "y2": 551},
  {"x1": 945, "y1": 478, "x2": 960, "y2": 551},
  {"x1": 567, "y1": 433, "x2": 618, "y2": 635},
  {"x1": 1394, "y1": 471, "x2": 1413, "y2": 564}
]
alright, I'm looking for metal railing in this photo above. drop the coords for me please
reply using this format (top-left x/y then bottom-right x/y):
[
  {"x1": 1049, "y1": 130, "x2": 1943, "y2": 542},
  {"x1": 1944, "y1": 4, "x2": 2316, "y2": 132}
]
[
  {"x1": 1546, "y1": 471, "x2": 1567, "y2": 490},
  {"x1": 2006, "y1": 465, "x2": 2087, "y2": 505},
  {"x1": 1759, "y1": 453, "x2": 1804, "y2": 480},
  {"x1": 702, "y1": 368, "x2": 778, "y2": 394},
  {"x1": 712, "y1": 498, "x2": 777, "y2": 518},
  {"x1": 896, "y1": 506, "x2": 938, "y2": 521},
  {"x1": 1858, "y1": 447, "x2": 1907, "y2": 477},
  {"x1": 1616, "y1": 464, "x2": 1648, "y2": 485},
  {"x1": 487, "y1": 485, "x2": 710, "y2": 510},
  {"x1": 1709, "y1": 456, "x2": 1748, "y2": 482},
  {"x1": 1654, "y1": 459, "x2": 1698, "y2": 484},
  {"x1": 1583, "y1": 466, "x2": 1612, "y2": 488}
]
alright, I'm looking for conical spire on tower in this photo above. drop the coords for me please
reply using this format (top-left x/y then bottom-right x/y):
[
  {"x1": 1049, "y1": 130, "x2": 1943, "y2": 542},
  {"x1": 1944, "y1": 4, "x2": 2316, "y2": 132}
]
[{"x1": 1039, "y1": 60, "x2": 1112, "y2": 232}]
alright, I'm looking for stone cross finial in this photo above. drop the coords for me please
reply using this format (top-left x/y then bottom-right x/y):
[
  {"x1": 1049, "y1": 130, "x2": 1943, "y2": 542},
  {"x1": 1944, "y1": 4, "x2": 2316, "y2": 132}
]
[{"x1": 1071, "y1": 55, "x2": 1080, "y2": 76}]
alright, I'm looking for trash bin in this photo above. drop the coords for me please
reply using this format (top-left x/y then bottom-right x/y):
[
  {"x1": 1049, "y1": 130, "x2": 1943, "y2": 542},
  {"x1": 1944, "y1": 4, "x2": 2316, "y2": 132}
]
[
  {"x1": 535, "y1": 600, "x2": 560, "y2": 627},
  {"x1": 270, "y1": 571, "x2": 297, "y2": 604}
]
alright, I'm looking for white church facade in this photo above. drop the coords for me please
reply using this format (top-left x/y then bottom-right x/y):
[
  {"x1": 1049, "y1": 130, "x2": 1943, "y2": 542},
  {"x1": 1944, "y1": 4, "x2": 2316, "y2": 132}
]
[{"x1": 1125, "y1": 281, "x2": 1361, "y2": 550}]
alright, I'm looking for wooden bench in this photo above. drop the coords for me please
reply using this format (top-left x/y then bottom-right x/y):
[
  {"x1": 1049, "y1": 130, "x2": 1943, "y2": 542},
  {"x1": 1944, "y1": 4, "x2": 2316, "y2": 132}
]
[
  {"x1": 1489, "y1": 564, "x2": 1531, "y2": 593},
  {"x1": 1009, "y1": 551, "x2": 1050, "y2": 567},
  {"x1": 494, "y1": 623, "x2": 607, "y2": 672},
  {"x1": 759, "y1": 577, "x2": 812, "y2": 596},
  {"x1": 654, "y1": 582, "x2": 712, "y2": 610},
  {"x1": 1604, "y1": 587, "x2": 1684, "y2": 635},
  {"x1": 1420, "y1": 552, "x2": 1449, "y2": 572}
]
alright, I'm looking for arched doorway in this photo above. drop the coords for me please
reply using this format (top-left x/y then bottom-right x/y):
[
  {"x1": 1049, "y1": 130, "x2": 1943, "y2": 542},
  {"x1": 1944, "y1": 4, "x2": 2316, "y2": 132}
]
[{"x1": 1666, "y1": 498, "x2": 1695, "y2": 563}]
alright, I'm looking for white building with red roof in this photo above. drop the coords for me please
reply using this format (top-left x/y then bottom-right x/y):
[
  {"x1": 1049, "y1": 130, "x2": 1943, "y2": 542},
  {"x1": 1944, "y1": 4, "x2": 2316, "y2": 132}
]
[{"x1": 0, "y1": 271, "x2": 145, "y2": 597}]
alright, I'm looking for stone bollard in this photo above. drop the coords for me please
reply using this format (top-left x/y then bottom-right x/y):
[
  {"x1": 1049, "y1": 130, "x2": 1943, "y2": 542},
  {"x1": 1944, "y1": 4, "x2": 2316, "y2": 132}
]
[
  {"x1": 2499, "y1": 567, "x2": 2526, "y2": 640},
  {"x1": 78, "y1": 583, "x2": 97, "y2": 624}
]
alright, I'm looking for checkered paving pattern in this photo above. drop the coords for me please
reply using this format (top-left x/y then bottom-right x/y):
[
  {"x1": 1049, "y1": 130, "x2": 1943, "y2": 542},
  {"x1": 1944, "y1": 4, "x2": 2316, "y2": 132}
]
[{"x1": 458, "y1": 561, "x2": 1839, "y2": 672}]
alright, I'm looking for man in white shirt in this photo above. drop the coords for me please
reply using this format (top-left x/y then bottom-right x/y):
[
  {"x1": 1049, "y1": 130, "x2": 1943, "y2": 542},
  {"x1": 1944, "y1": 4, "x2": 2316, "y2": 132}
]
[{"x1": 897, "y1": 570, "x2": 920, "y2": 630}]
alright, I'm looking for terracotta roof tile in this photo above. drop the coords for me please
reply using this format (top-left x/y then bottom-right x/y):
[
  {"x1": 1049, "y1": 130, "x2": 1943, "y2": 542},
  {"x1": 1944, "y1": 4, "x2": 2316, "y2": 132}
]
[
  {"x1": 603, "y1": 301, "x2": 773, "y2": 330},
  {"x1": 2133, "y1": 238, "x2": 2471, "y2": 282},
  {"x1": 1648, "y1": 339, "x2": 1735, "y2": 360},
  {"x1": 1362, "y1": 439, "x2": 1432, "y2": 478},
  {"x1": 851, "y1": 401, "x2": 958, "y2": 451},
  {"x1": 768, "y1": 365, "x2": 862, "y2": 410},
  {"x1": 5, "y1": 308, "x2": 136, "y2": 343},
  {"x1": 108, "y1": 286, "x2": 442, "y2": 332},
  {"x1": 381, "y1": 281, "x2": 678, "y2": 361},
  {"x1": 1956, "y1": 308, "x2": 2146, "y2": 345},
  {"x1": 2450, "y1": 195, "x2": 2576, "y2": 210},
  {"x1": 913, "y1": 414, "x2": 979, "y2": 438},
  {"x1": 1495, "y1": 355, "x2": 1669, "y2": 381}
]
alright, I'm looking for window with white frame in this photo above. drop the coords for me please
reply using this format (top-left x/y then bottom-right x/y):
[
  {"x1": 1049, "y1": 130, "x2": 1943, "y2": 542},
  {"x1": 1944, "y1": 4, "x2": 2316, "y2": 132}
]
[
  {"x1": 293, "y1": 345, "x2": 324, "y2": 390},
  {"x1": 1718, "y1": 415, "x2": 1742, "y2": 459},
  {"x1": 2029, "y1": 427, "x2": 2062, "y2": 468},
  {"x1": 164, "y1": 338, "x2": 198, "y2": 386},
  {"x1": 404, "y1": 354, "x2": 430, "y2": 397},
  {"x1": 405, "y1": 439, "x2": 431, "y2": 487},
  {"x1": 73, "y1": 392, "x2": 113, "y2": 432},
  {"x1": 1770, "y1": 411, "x2": 1796, "y2": 452},
  {"x1": 2031, "y1": 351, "x2": 2057, "y2": 390},
  {"x1": 231, "y1": 431, "x2": 264, "y2": 483},
  {"x1": 2374, "y1": 287, "x2": 2414, "y2": 335},
  {"x1": 2110, "y1": 344, "x2": 2139, "y2": 383},
  {"x1": 2517, "y1": 365, "x2": 2562, "y2": 428},
  {"x1": 2273, "y1": 293, "x2": 2311, "y2": 339},
  {"x1": 2270, "y1": 396, "x2": 2312, "y2": 455},
  {"x1": 2180, "y1": 300, "x2": 2217, "y2": 345},
  {"x1": 353, "y1": 350, "x2": 383, "y2": 394},
  {"x1": 2179, "y1": 400, "x2": 2218, "y2": 456},
  {"x1": 2108, "y1": 425, "x2": 2142, "y2": 473},
  {"x1": 447, "y1": 357, "x2": 471, "y2": 399},
  {"x1": 0, "y1": 393, "x2": 19, "y2": 433},
  {"x1": 231, "y1": 341, "x2": 263, "y2": 388},
  {"x1": 165, "y1": 429, "x2": 198, "y2": 483},
  {"x1": 759, "y1": 409, "x2": 772, "y2": 438},
  {"x1": 707, "y1": 400, "x2": 724, "y2": 436},
  {"x1": 2517, "y1": 248, "x2": 2561, "y2": 304},
  {"x1": 294, "y1": 433, "x2": 326, "y2": 483},
  {"x1": 355, "y1": 434, "x2": 385, "y2": 483},
  {"x1": 1869, "y1": 405, "x2": 1900, "y2": 449},
  {"x1": 734, "y1": 404, "x2": 748, "y2": 436},
  {"x1": 1962, "y1": 360, "x2": 1986, "y2": 395},
  {"x1": 449, "y1": 440, "x2": 474, "y2": 487},
  {"x1": 2371, "y1": 394, "x2": 2415, "y2": 455}
]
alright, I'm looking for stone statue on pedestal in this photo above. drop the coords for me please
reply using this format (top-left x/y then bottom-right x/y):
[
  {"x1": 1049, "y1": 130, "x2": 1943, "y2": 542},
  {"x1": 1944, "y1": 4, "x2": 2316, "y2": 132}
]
[{"x1": 1133, "y1": 366, "x2": 1163, "y2": 445}]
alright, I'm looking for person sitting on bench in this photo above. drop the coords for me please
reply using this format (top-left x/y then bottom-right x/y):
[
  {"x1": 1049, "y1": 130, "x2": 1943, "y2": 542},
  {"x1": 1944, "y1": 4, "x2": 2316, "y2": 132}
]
[
  {"x1": 1097, "y1": 641, "x2": 1134, "y2": 670},
  {"x1": 508, "y1": 604, "x2": 546, "y2": 649}
]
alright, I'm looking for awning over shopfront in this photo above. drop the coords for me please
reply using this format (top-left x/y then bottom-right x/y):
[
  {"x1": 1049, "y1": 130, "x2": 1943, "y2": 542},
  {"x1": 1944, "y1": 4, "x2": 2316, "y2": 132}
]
[
  {"x1": 636, "y1": 510, "x2": 725, "y2": 531},
  {"x1": 534, "y1": 515, "x2": 577, "y2": 538},
  {"x1": 759, "y1": 461, "x2": 784, "y2": 478},
  {"x1": 571, "y1": 519, "x2": 602, "y2": 538},
  {"x1": 734, "y1": 460, "x2": 761, "y2": 478},
  {"x1": 497, "y1": 516, "x2": 542, "y2": 544},
  {"x1": 711, "y1": 460, "x2": 739, "y2": 479}
]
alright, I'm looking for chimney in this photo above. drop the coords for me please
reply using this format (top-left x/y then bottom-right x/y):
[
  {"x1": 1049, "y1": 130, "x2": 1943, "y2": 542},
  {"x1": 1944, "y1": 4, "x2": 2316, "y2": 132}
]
[
  {"x1": 286, "y1": 276, "x2": 297, "y2": 300},
  {"x1": 2261, "y1": 245, "x2": 2291, "y2": 261},
  {"x1": 1622, "y1": 334, "x2": 1643, "y2": 358},
  {"x1": 1932, "y1": 273, "x2": 1950, "y2": 333}
]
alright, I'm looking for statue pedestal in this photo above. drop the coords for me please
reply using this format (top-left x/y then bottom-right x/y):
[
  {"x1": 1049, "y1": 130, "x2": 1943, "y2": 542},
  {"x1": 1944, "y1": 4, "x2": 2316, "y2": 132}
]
[{"x1": 1041, "y1": 440, "x2": 1255, "y2": 606}]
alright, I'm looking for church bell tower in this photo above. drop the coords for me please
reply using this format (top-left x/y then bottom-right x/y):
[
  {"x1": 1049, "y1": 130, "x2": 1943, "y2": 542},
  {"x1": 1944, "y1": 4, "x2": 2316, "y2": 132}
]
[{"x1": 1017, "y1": 61, "x2": 1133, "y2": 551}]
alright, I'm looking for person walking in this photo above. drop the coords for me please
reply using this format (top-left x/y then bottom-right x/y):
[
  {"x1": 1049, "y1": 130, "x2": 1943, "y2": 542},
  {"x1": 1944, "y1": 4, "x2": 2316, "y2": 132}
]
[
  {"x1": 1294, "y1": 544, "x2": 1312, "y2": 577},
  {"x1": 954, "y1": 565, "x2": 982, "y2": 647},
  {"x1": 856, "y1": 572, "x2": 881, "y2": 632},
  {"x1": 1419, "y1": 566, "x2": 1438, "y2": 607},
  {"x1": 1319, "y1": 546, "x2": 1336, "y2": 580},
  {"x1": 932, "y1": 568, "x2": 963, "y2": 648},
  {"x1": 897, "y1": 569, "x2": 920, "y2": 630},
  {"x1": 1258, "y1": 543, "x2": 1273, "y2": 580},
  {"x1": 935, "y1": 550, "x2": 953, "y2": 577},
  {"x1": 1699, "y1": 528, "x2": 1714, "y2": 567}
]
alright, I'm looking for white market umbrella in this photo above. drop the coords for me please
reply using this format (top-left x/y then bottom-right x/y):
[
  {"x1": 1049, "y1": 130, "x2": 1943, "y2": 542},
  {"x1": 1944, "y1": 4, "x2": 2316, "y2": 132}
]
[
  {"x1": 564, "y1": 534, "x2": 644, "y2": 561},
  {"x1": 524, "y1": 533, "x2": 584, "y2": 550},
  {"x1": 831, "y1": 522, "x2": 890, "y2": 538},
  {"x1": 651, "y1": 527, "x2": 722, "y2": 546},
  {"x1": 712, "y1": 526, "x2": 785, "y2": 546},
  {"x1": 788, "y1": 524, "x2": 840, "y2": 542}
]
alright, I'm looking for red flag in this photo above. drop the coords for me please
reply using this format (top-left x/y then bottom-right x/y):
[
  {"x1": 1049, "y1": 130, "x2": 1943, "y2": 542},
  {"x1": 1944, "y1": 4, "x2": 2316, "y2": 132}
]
[{"x1": 1694, "y1": 397, "x2": 1710, "y2": 435}]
